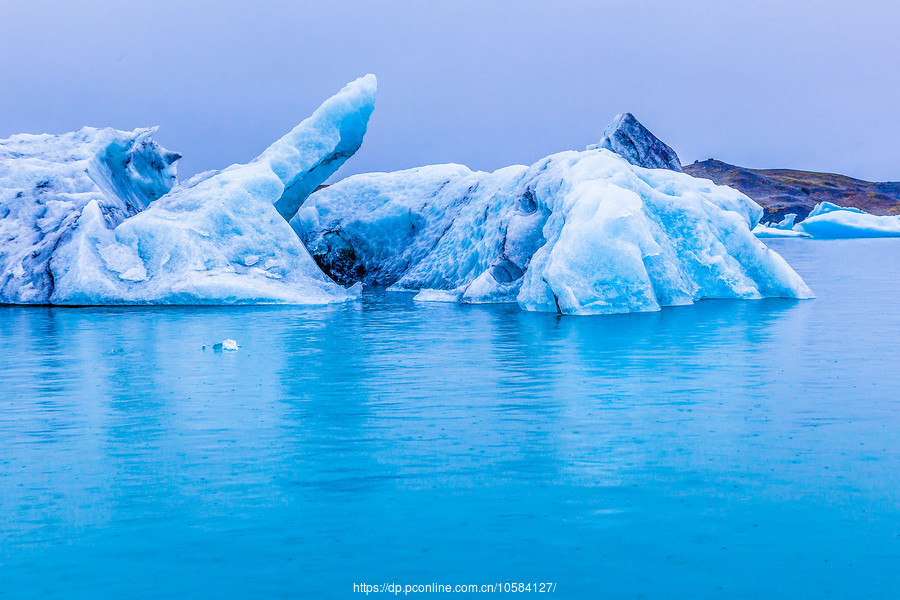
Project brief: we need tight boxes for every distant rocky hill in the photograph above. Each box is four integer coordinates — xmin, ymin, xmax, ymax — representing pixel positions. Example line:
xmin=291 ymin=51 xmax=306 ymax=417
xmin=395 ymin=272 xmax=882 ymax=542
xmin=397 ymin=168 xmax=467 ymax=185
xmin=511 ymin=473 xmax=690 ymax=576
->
xmin=684 ymin=159 xmax=900 ymax=222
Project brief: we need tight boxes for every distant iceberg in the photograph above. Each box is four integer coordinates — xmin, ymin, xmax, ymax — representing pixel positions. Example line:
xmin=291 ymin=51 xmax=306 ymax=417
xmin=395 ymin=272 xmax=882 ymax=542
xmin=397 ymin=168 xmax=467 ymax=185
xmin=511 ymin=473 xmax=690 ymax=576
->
xmin=773 ymin=214 xmax=798 ymax=230
xmin=752 ymin=224 xmax=811 ymax=238
xmin=752 ymin=212 xmax=811 ymax=237
xmin=794 ymin=202 xmax=900 ymax=238
xmin=295 ymin=137 xmax=813 ymax=315
xmin=751 ymin=204 xmax=900 ymax=239
xmin=1 ymin=75 xmax=376 ymax=305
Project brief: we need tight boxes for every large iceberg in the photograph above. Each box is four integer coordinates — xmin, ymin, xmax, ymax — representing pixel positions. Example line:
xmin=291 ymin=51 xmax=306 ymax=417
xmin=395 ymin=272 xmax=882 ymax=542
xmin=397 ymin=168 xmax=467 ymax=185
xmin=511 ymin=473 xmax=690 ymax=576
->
xmin=0 ymin=127 xmax=180 ymax=303
xmin=2 ymin=84 xmax=816 ymax=313
xmin=1 ymin=75 xmax=376 ymax=305
xmin=294 ymin=146 xmax=813 ymax=315
xmin=794 ymin=202 xmax=900 ymax=238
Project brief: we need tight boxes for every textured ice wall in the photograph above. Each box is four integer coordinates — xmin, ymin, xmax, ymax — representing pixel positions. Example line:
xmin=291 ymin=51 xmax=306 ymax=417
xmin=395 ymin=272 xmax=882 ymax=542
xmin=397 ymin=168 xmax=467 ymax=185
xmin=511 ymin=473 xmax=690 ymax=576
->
xmin=296 ymin=148 xmax=813 ymax=315
xmin=0 ymin=127 xmax=179 ymax=303
xmin=1 ymin=75 xmax=376 ymax=305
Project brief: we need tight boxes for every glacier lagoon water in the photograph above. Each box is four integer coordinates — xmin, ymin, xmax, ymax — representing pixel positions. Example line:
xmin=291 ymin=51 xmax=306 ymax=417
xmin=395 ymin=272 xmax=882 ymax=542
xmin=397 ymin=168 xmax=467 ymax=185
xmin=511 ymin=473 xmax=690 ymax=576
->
xmin=1 ymin=239 xmax=899 ymax=599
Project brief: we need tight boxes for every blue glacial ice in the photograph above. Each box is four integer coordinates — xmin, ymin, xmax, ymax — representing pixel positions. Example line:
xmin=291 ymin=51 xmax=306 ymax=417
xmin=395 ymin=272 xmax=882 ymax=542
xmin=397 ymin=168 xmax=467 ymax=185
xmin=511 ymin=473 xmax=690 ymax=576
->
xmin=3 ymin=88 xmax=813 ymax=313
xmin=1 ymin=75 xmax=376 ymax=305
xmin=0 ymin=127 xmax=180 ymax=303
xmin=793 ymin=202 xmax=900 ymax=238
xmin=295 ymin=146 xmax=813 ymax=315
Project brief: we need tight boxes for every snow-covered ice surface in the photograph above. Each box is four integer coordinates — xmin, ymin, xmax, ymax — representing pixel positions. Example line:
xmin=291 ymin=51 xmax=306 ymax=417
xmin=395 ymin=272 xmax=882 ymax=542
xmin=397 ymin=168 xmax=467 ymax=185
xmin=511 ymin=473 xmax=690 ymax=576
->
xmin=1 ymin=75 xmax=376 ymax=305
xmin=587 ymin=113 xmax=684 ymax=172
xmin=0 ymin=128 xmax=180 ymax=303
xmin=794 ymin=202 xmax=900 ymax=238
xmin=295 ymin=148 xmax=813 ymax=315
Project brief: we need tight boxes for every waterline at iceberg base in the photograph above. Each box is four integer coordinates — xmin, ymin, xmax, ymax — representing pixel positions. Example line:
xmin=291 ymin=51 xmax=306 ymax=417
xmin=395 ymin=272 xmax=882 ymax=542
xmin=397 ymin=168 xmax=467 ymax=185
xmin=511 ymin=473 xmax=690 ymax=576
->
xmin=1 ymin=239 xmax=898 ymax=599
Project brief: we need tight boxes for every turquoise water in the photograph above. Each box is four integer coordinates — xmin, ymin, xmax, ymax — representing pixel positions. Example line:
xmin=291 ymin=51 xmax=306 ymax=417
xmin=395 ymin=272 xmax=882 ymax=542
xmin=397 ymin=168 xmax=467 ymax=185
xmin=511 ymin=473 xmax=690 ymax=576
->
xmin=1 ymin=239 xmax=899 ymax=599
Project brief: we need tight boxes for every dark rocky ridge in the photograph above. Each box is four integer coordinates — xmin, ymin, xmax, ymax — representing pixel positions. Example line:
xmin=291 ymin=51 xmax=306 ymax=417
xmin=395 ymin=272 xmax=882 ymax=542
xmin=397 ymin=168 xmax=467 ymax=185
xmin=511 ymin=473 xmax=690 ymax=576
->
xmin=684 ymin=159 xmax=900 ymax=222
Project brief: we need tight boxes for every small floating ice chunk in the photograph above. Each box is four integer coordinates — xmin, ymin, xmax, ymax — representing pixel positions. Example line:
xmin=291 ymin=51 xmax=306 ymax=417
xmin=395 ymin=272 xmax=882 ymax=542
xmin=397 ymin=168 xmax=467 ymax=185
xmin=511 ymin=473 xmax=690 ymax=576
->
xmin=213 ymin=339 xmax=239 ymax=351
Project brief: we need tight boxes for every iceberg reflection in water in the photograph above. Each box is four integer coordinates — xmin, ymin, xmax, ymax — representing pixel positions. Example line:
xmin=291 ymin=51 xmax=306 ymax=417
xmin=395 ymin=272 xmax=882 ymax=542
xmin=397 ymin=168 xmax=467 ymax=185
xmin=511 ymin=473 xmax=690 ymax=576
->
xmin=1 ymin=239 xmax=899 ymax=599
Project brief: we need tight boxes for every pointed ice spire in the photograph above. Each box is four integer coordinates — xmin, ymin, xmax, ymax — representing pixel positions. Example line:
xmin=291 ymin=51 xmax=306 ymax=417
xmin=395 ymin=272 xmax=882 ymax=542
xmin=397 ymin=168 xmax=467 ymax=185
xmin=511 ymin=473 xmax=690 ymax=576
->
xmin=589 ymin=113 xmax=683 ymax=172
xmin=261 ymin=74 xmax=378 ymax=221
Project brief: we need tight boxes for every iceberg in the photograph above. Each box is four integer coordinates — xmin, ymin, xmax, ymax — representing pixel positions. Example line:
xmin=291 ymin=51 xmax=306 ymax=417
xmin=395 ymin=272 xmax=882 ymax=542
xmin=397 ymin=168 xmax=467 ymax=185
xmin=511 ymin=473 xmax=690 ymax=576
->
xmin=752 ymin=213 xmax=810 ymax=237
xmin=773 ymin=213 xmax=798 ymax=230
xmin=1 ymin=75 xmax=376 ymax=305
xmin=295 ymin=146 xmax=813 ymax=315
xmin=0 ymin=127 xmax=179 ymax=303
xmin=587 ymin=113 xmax=684 ymax=172
xmin=752 ymin=224 xmax=811 ymax=238
xmin=794 ymin=202 xmax=900 ymax=238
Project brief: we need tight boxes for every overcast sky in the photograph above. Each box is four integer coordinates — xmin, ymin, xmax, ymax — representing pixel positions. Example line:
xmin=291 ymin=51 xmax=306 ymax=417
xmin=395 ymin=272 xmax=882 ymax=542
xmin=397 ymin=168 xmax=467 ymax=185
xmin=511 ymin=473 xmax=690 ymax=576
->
xmin=2 ymin=1 xmax=898 ymax=181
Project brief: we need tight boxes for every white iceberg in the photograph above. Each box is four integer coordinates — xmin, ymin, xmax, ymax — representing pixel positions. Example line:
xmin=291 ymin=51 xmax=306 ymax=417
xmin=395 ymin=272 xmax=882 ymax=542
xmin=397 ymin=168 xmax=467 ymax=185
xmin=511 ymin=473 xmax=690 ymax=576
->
xmin=2 ymin=75 xmax=377 ymax=305
xmin=773 ymin=213 xmax=798 ymax=229
xmin=752 ymin=223 xmax=811 ymax=238
xmin=0 ymin=127 xmax=179 ymax=303
xmin=295 ymin=147 xmax=813 ymax=315
xmin=794 ymin=202 xmax=900 ymax=238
